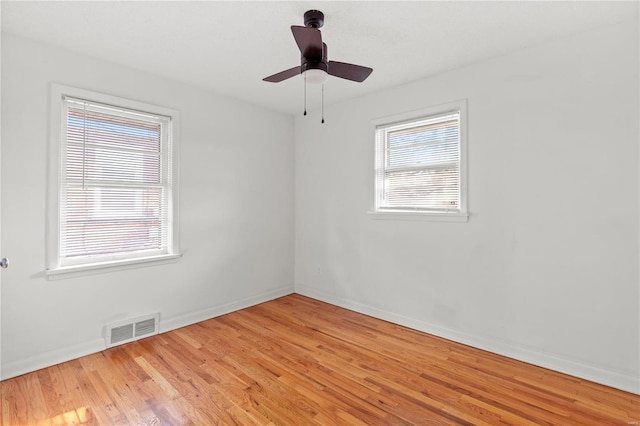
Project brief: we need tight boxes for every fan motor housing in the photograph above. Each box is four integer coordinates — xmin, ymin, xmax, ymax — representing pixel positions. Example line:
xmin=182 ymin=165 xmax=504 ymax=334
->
xmin=301 ymin=41 xmax=328 ymax=72
xmin=304 ymin=10 xmax=324 ymax=28
xmin=302 ymin=59 xmax=328 ymax=73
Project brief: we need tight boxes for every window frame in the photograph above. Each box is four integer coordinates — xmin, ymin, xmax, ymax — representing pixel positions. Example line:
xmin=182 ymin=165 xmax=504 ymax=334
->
xmin=47 ymin=84 xmax=181 ymax=279
xmin=370 ymin=100 xmax=468 ymax=222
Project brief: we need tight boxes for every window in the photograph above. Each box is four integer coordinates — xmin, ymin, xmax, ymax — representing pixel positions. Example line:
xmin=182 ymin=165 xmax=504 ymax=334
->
xmin=47 ymin=85 xmax=180 ymax=277
xmin=372 ymin=100 xmax=467 ymax=221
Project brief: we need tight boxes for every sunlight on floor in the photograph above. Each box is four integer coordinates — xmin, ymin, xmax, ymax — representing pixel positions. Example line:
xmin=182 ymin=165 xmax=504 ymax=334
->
xmin=46 ymin=406 xmax=92 ymax=425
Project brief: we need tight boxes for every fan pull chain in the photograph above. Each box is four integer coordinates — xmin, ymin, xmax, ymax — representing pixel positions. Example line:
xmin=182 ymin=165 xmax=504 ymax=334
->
xmin=303 ymin=72 xmax=307 ymax=116
xmin=321 ymin=83 xmax=325 ymax=124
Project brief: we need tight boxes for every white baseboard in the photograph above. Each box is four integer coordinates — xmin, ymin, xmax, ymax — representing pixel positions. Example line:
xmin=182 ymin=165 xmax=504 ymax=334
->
xmin=1 ymin=338 xmax=105 ymax=381
xmin=295 ymin=285 xmax=640 ymax=395
xmin=5 ymin=284 xmax=636 ymax=395
xmin=159 ymin=285 xmax=294 ymax=334
xmin=1 ymin=285 xmax=294 ymax=381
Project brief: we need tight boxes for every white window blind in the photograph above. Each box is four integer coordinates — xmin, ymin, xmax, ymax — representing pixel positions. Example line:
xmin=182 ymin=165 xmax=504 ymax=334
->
xmin=58 ymin=96 xmax=173 ymax=266
xmin=375 ymin=107 xmax=465 ymax=215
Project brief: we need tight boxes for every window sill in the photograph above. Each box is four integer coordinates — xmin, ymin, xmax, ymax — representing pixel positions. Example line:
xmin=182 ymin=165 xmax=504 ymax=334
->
xmin=46 ymin=254 xmax=183 ymax=280
xmin=367 ymin=211 xmax=469 ymax=222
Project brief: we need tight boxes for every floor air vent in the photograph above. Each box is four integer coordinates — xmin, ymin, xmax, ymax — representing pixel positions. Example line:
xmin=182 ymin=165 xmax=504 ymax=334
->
xmin=105 ymin=313 xmax=160 ymax=348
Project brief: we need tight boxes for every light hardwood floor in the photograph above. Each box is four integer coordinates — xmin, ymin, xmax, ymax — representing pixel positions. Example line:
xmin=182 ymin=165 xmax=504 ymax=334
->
xmin=2 ymin=294 xmax=639 ymax=425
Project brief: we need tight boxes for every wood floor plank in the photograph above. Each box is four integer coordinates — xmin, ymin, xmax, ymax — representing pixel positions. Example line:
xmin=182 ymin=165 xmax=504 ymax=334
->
xmin=18 ymin=373 xmax=50 ymax=423
xmin=2 ymin=294 xmax=639 ymax=425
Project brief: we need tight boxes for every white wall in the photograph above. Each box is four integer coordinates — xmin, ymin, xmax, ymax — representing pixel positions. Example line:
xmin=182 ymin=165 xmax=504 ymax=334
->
xmin=1 ymin=34 xmax=295 ymax=378
xmin=295 ymin=20 xmax=640 ymax=393
xmin=2 ymin=18 xmax=639 ymax=395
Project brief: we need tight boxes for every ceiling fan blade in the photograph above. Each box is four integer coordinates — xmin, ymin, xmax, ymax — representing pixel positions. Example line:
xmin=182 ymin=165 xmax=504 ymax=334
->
xmin=291 ymin=25 xmax=323 ymax=58
xmin=263 ymin=66 xmax=301 ymax=83
xmin=328 ymin=61 xmax=373 ymax=82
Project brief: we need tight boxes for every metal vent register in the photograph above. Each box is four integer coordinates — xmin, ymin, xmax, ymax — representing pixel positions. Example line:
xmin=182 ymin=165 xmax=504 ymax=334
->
xmin=105 ymin=313 xmax=159 ymax=348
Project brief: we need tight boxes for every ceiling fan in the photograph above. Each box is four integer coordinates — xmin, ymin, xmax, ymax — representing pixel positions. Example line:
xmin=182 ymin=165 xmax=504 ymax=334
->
xmin=263 ymin=10 xmax=373 ymax=85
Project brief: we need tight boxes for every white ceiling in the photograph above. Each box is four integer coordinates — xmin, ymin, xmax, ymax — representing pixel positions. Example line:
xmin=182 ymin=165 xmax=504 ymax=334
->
xmin=2 ymin=1 xmax=637 ymax=116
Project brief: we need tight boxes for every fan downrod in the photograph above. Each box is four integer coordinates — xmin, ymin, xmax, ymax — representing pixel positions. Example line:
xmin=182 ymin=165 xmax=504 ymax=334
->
xmin=304 ymin=10 xmax=324 ymax=28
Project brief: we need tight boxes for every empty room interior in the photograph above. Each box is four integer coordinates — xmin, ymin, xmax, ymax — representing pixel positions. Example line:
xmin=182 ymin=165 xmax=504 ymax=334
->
xmin=1 ymin=1 xmax=639 ymax=425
